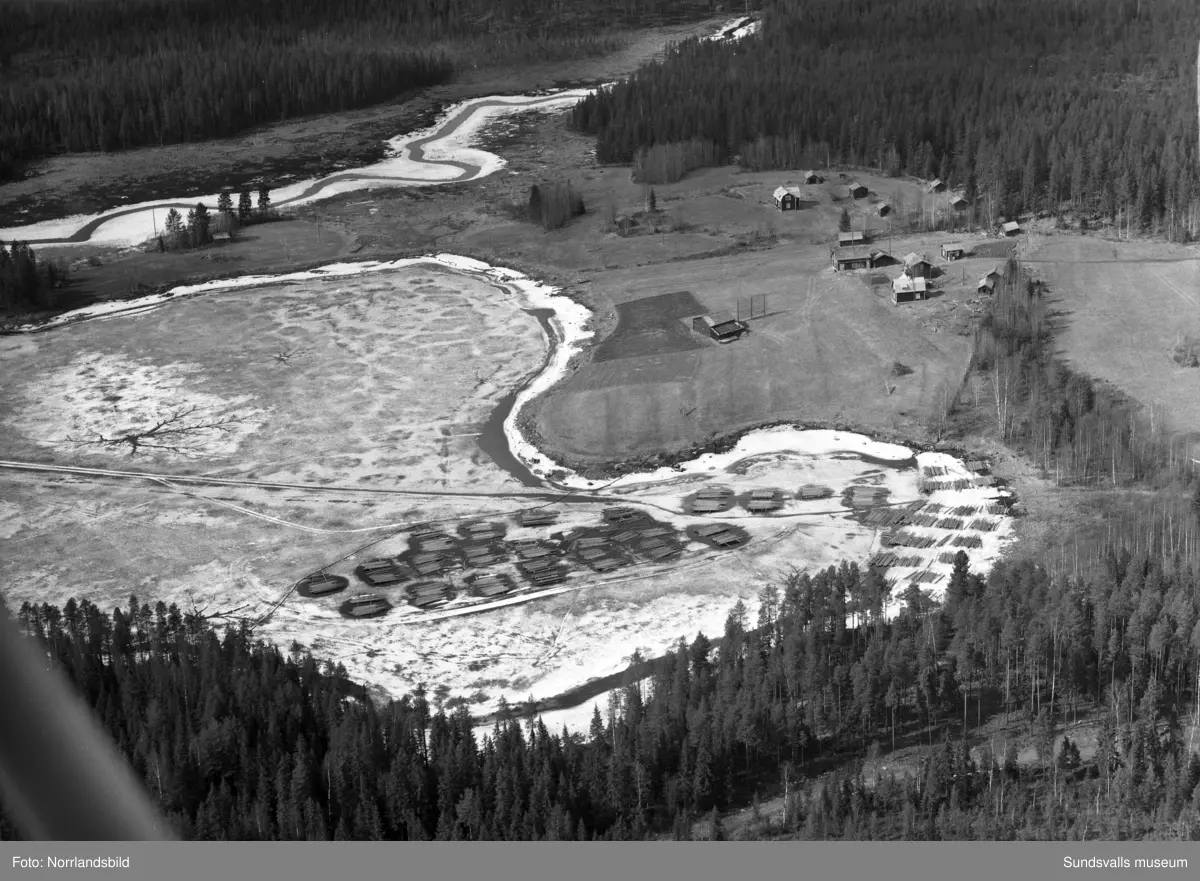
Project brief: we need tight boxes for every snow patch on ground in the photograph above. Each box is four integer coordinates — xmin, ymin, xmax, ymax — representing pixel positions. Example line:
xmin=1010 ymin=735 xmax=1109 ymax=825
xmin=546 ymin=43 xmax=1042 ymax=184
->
xmin=8 ymin=352 xmax=266 ymax=460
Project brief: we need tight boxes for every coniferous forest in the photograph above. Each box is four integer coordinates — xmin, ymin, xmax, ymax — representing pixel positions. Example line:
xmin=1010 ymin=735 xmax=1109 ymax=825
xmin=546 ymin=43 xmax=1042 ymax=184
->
xmin=0 ymin=0 xmax=716 ymax=183
xmin=3 ymin=541 xmax=1200 ymax=841
xmin=572 ymin=0 xmax=1200 ymax=239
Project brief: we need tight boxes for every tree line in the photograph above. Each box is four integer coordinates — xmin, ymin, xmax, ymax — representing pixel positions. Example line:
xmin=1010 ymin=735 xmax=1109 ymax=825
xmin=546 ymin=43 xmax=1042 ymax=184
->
xmin=0 ymin=0 xmax=724 ymax=182
xmin=3 ymin=534 xmax=1199 ymax=841
xmin=0 ymin=241 xmax=66 ymax=312
xmin=571 ymin=0 xmax=1200 ymax=239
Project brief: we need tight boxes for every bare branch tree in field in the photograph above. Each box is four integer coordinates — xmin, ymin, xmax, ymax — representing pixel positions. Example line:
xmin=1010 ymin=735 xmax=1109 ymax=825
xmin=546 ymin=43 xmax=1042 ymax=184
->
xmin=64 ymin=405 xmax=246 ymax=456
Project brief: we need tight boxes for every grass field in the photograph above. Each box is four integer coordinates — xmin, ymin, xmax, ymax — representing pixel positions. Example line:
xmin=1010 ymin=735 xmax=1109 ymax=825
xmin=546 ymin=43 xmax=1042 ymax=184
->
xmin=527 ymin=243 xmax=978 ymax=466
xmin=1027 ymin=236 xmax=1200 ymax=434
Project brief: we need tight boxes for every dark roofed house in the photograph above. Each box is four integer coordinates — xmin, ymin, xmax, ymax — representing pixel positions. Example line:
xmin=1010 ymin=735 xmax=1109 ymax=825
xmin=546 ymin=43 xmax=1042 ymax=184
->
xmin=1002 ymin=220 xmax=1023 ymax=236
xmin=949 ymin=192 xmax=969 ymax=210
xmin=924 ymin=178 xmax=947 ymax=193
xmin=837 ymin=230 xmax=866 ymax=246
xmin=772 ymin=185 xmax=804 ymax=211
xmin=833 ymin=245 xmax=873 ymax=271
xmin=693 ymin=311 xmax=748 ymax=342
xmin=978 ymin=275 xmax=996 ymax=294
xmin=801 ymin=170 xmax=822 ymax=184
xmin=877 ymin=202 xmax=891 ymax=217
xmin=940 ymin=242 xmax=966 ymax=261
xmin=847 ymin=181 xmax=869 ymax=199
xmin=869 ymin=248 xmax=899 ymax=266
xmin=902 ymin=252 xmax=933 ymax=278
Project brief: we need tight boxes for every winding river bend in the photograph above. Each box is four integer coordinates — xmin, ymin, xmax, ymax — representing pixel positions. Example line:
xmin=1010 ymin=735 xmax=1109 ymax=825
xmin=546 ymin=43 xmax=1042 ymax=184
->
xmin=0 ymin=91 xmax=592 ymax=247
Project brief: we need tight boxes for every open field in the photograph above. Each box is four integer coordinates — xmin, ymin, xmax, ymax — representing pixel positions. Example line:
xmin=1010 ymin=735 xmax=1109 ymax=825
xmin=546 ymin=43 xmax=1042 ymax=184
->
xmin=1026 ymin=235 xmax=1200 ymax=435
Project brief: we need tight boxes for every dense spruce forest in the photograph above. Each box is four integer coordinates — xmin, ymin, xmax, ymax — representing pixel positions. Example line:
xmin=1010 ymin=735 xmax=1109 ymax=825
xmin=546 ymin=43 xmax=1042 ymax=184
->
xmin=3 ymin=537 xmax=1200 ymax=841
xmin=572 ymin=0 xmax=1200 ymax=238
xmin=0 ymin=241 xmax=65 ymax=312
xmin=0 ymin=0 xmax=719 ymax=182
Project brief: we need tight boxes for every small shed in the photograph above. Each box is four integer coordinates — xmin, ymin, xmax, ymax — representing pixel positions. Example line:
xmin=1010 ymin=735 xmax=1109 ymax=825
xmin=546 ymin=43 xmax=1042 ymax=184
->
xmin=1002 ymin=220 xmax=1023 ymax=236
xmin=892 ymin=274 xmax=929 ymax=304
xmin=693 ymin=311 xmax=748 ymax=342
xmin=877 ymin=202 xmax=891 ymax=217
xmin=924 ymin=178 xmax=946 ymax=193
xmin=773 ymin=185 xmax=804 ymax=211
xmin=977 ymin=276 xmax=996 ymax=294
xmin=801 ymin=170 xmax=822 ymax=184
xmin=838 ymin=230 xmax=866 ymax=246
xmin=940 ymin=242 xmax=966 ymax=261
xmin=902 ymin=252 xmax=933 ymax=278
xmin=949 ymin=193 xmax=969 ymax=210
xmin=847 ymin=181 xmax=869 ymax=199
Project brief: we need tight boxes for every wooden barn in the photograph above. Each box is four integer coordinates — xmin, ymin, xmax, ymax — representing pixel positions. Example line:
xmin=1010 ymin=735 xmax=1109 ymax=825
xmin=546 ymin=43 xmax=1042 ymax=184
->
xmin=838 ymin=230 xmax=866 ymax=246
xmin=1002 ymin=220 xmax=1023 ymax=236
xmin=800 ymin=170 xmax=822 ymax=184
xmin=693 ymin=311 xmax=748 ymax=342
xmin=772 ymin=185 xmax=804 ymax=211
xmin=978 ymin=275 xmax=996 ymax=294
xmin=833 ymin=246 xmax=872 ymax=271
xmin=941 ymin=242 xmax=966 ymax=261
xmin=924 ymin=178 xmax=947 ymax=193
xmin=869 ymin=248 xmax=899 ymax=267
xmin=949 ymin=193 xmax=969 ymax=210
xmin=834 ymin=246 xmax=895 ymax=271
xmin=877 ymin=202 xmax=891 ymax=217
xmin=847 ymin=181 xmax=869 ymax=199
xmin=902 ymin=252 xmax=933 ymax=278
xmin=892 ymin=274 xmax=929 ymax=304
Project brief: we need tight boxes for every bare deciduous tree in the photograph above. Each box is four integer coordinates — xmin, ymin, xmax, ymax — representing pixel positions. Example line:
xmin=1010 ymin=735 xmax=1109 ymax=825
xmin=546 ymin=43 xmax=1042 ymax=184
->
xmin=65 ymin=405 xmax=246 ymax=456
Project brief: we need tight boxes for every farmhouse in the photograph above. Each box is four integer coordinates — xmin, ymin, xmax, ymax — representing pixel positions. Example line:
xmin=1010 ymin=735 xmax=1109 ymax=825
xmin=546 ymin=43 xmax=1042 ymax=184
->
xmin=941 ymin=242 xmax=966 ymax=261
xmin=1002 ymin=220 xmax=1023 ymax=236
xmin=833 ymin=245 xmax=873 ymax=271
xmin=693 ymin=311 xmax=748 ymax=342
xmin=924 ymin=178 xmax=946 ymax=193
xmin=833 ymin=246 xmax=895 ymax=271
xmin=902 ymin=252 xmax=933 ymax=278
xmin=892 ymin=274 xmax=929 ymax=304
xmin=838 ymin=230 xmax=867 ymax=246
xmin=772 ymin=185 xmax=805 ymax=211
xmin=847 ymin=181 xmax=869 ymax=199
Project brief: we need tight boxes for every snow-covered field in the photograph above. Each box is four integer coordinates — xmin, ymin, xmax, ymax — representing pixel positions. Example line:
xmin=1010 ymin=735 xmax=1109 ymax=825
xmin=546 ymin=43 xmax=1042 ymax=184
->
xmin=0 ymin=251 xmax=1016 ymax=727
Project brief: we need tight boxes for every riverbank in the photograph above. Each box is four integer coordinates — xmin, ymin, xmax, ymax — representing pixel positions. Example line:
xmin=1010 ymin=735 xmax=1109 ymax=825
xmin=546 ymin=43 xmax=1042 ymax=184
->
xmin=0 ymin=17 xmax=730 ymax=230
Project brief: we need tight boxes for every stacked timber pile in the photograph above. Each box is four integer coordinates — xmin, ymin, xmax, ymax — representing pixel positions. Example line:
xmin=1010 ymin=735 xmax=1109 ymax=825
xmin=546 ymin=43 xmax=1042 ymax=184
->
xmin=843 ymin=485 xmax=891 ymax=507
xmin=797 ymin=484 xmax=835 ymax=500
xmin=950 ymin=534 xmax=984 ymax=548
xmin=298 ymin=573 xmax=349 ymax=597
xmin=973 ymin=475 xmax=998 ymax=487
xmin=863 ymin=506 xmax=910 ymax=527
xmin=467 ymin=572 xmax=515 ymax=599
xmin=355 ymin=558 xmax=407 ymax=586
xmin=909 ymin=569 xmax=944 ymax=584
xmin=970 ymin=518 xmax=1000 ymax=532
xmin=744 ymin=488 xmax=786 ymax=513
xmin=462 ymin=543 xmax=507 ymax=567
xmin=518 ymin=509 xmax=559 ymax=527
xmin=405 ymin=581 xmax=455 ymax=609
xmin=884 ymin=530 xmax=939 ymax=549
xmin=869 ymin=551 xmax=923 ymax=568
xmin=685 ymin=486 xmax=736 ymax=514
xmin=459 ymin=521 xmax=507 ymax=542
xmin=935 ymin=517 xmax=964 ymax=530
xmin=342 ymin=594 xmax=391 ymax=618
xmin=964 ymin=459 xmax=989 ymax=472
